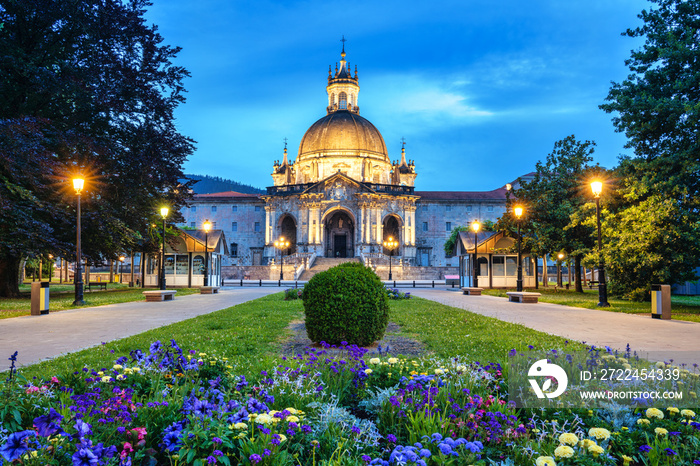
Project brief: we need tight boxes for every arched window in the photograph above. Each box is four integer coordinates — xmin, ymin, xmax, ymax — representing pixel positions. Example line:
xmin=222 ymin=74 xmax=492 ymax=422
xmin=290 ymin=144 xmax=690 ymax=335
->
xmin=339 ymin=92 xmax=347 ymax=110
xmin=331 ymin=93 xmax=336 ymax=107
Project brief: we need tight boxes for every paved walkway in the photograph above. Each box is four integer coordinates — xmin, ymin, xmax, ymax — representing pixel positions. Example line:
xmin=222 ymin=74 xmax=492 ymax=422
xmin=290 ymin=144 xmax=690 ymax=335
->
xmin=0 ymin=288 xmax=278 ymax=368
xmin=410 ymin=289 xmax=700 ymax=365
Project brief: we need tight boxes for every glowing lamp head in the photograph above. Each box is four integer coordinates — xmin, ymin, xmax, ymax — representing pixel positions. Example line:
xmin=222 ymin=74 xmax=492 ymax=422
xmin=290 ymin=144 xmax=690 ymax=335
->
xmin=558 ymin=252 xmax=565 ymax=260
xmin=203 ymin=219 xmax=212 ymax=232
xmin=591 ymin=180 xmax=603 ymax=198
xmin=160 ymin=207 xmax=169 ymax=218
xmin=514 ymin=206 xmax=524 ymax=219
xmin=73 ymin=177 xmax=85 ymax=194
xmin=471 ymin=220 xmax=480 ymax=233
xmin=119 ymin=255 xmax=125 ymax=262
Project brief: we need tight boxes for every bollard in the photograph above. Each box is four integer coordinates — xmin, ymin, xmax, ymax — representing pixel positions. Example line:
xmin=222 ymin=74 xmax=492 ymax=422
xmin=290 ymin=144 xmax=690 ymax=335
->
xmin=30 ymin=282 xmax=49 ymax=315
xmin=278 ymin=280 xmax=281 ymax=287
xmin=240 ymin=279 xmax=243 ymax=287
xmin=432 ymin=280 xmax=435 ymax=288
xmin=413 ymin=280 xmax=415 ymax=288
xmin=393 ymin=280 xmax=396 ymax=288
xmin=651 ymin=284 xmax=671 ymax=320
xmin=259 ymin=279 xmax=262 ymax=287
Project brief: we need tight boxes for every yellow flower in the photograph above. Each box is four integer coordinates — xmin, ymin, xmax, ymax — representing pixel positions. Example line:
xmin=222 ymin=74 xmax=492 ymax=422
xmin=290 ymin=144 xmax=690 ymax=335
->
xmin=365 ymin=369 xmax=372 ymax=375
xmin=388 ymin=357 xmax=398 ymax=364
xmin=691 ymin=391 xmax=698 ymax=398
xmin=655 ymin=361 xmax=666 ymax=369
xmin=654 ymin=427 xmax=668 ymax=436
xmin=116 ymin=374 xmax=126 ymax=381
xmin=580 ymin=439 xmax=596 ymax=449
xmin=255 ymin=414 xmax=273 ymax=424
xmin=434 ymin=368 xmax=444 ymax=376
xmin=112 ymin=364 xmax=123 ymax=370
xmin=554 ymin=445 xmax=574 ymax=459
xmin=97 ymin=371 xmax=104 ymax=376
xmin=588 ymin=444 xmax=605 ymax=457
xmin=681 ymin=409 xmax=696 ymax=418
xmin=637 ymin=419 xmax=650 ymax=426
xmin=286 ymin=407 xmax=298 ymax=414
xmin=231 ymin=422 xmax=247 ymax=429
xmin=622 ymin=455 xmax=633 ymax=466
xmin=101 ymin=376 xmax=112 ymax=383
xmin=123 ymin=368 xmax=133 ymax=375
xmin=588 ymin=427 xmax=611 ymax=441
xmin=558 ymin=433 xmax=579 ymax=446
xmin=646 ymin=408 xmax=664 ymax=419
xmin=132 ymin=367 xmax=140 ymax=372
xmin=279 ymin=434 xmax=287 ymax=443
xmin=286 ymin=415 xmax=299 ymax=423
xmin=667 ymin=407 xmax=679 ymax=415
xmin=535 ymin=456 xmax=556 ymax=466
xmin=388 ymin=373 xmax=392 ymax=377
xmin=198 ymin=352 xmax=207 ymax=357
xmin=622 ymin=363 xmax=632 ymax=370
xmin=369 ymin=358 xmax=380 ymax=365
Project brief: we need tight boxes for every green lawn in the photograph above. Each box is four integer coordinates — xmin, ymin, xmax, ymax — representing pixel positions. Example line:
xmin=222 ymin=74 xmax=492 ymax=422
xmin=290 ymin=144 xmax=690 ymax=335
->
xmin=0 ymin=283 xmax=200 ymax=319
xmin=17 ymin=294 xmax=582 ymax=380
xmin=481 ymin=286 xmax=700 ymax=322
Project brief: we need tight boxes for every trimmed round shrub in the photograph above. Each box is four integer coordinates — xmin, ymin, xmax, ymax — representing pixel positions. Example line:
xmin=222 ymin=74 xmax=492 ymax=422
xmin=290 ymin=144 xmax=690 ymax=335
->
xmin=303 ymin=262 xmax=389 ymax=346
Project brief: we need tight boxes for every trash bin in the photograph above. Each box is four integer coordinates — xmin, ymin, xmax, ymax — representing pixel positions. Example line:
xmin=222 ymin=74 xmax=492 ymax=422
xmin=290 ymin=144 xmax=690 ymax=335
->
xmin=651 ymin=284 xmax=671 ymax=320
xmin=31 ymin=282 xmax=49 ymax=316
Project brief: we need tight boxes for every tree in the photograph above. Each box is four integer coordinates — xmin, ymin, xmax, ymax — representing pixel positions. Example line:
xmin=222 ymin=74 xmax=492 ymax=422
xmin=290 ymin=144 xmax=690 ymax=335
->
xmin=600 ymin=0 xmax=700 ymax=296
xmin=509 ymin=136 xmax=598 ymax=292
xmin=0 ymin=0 xmax=194 ymax=297
xmin=443 ymin=221 xmax=495 ymax=256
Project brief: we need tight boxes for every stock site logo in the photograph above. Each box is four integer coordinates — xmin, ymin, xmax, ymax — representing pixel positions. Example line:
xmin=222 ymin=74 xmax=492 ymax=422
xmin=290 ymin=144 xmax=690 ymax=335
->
xmin=528 ymin=359 xmax=568 ymax=399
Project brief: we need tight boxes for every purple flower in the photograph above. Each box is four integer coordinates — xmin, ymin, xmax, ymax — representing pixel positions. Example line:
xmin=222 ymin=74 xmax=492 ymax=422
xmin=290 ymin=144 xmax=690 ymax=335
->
xmin=72 ymin=447 xmax=99 ymax=466
xmin=639 ymin=445 xmax=652 ymax=453
xmin=664 ymin=448 xmax=677 ymax=456
xmin=351 ymin=426 xmax=361 ymax=435
xmin=213 ymin=450 xmax=223 ymax=456
xmin=386 ymin=434 xmax=397 ymax=443
xmin=211 ymin=437 xmax=222 ymax=445
xmin=263 ymin=449 xmax=271 ymax=457
xmin=0 ymin=431 xmax=35 ymax=462
xmin=206 ymin=456 xmax=217 ymax=464
xmin=33 ymin=408 xmax=64 ymax=437
xmin=301 ymin=424 xmax=312 ymax=434
xmin=249 ymin=454 xmax=262 ymax=464
xmin=361 ymin=454 xmax=372 ymax=463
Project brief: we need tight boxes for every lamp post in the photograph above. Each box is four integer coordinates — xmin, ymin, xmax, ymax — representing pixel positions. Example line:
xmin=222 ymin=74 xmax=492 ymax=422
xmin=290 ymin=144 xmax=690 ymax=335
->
xmin=159 ymin=207 xmax=169 ymax=290
xmin=118 ymin=255 xmax=125 ymax=284
xmin=48 ymin=254 xmax=54 ymax=283
xmin=514 ymin=206 xmax=524 ymax=292
xmin=203 ymin=219 xmax=212 ymax=286
xmin=274 ymin=237 xmax=290 ymax=280
xmin=382 ymin=236 xmax=399 ymax=280
xmin=557 ymin=252 xmax=565 ymax=288
xmin=471 ymin=220 xmax=480 ymax=287
xmin=73 ymin=177 xmax=85 ymax=305
xmin=591 ymin=181 xmax=610 ymax=307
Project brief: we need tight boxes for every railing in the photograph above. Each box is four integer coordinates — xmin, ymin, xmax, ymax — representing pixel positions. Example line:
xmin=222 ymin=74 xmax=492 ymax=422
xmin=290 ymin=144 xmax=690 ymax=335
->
xmin=220 ymin=278 xmax=448 ymax=289
xmin=266 ymin=182 xmax=415 ymax=196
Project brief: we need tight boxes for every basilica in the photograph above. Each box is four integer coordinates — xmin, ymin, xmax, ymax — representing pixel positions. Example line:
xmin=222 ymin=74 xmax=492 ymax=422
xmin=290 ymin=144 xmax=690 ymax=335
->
xmin=182 ymin=46 xmax=523 ymax=276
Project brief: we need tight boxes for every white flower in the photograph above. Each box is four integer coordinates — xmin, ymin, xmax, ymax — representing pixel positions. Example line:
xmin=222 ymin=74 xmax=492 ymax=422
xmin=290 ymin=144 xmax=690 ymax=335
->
xmin=365 ymin=369 xmax=372 ymax=375
xmin=388 ymin=358 xmax=398 ymax=364
xmin=369 ymin=358 xmax=380 ymax=365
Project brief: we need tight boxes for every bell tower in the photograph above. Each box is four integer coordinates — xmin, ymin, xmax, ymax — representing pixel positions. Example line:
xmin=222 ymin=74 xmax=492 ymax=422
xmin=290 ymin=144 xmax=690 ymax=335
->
xmin=326 ymin=37 xmax=360 ymax=114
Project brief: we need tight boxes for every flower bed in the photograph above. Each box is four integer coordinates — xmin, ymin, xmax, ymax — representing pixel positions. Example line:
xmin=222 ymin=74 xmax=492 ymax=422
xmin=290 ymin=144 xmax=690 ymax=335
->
xmin=1 ymin=341 xmax=699 ymax=465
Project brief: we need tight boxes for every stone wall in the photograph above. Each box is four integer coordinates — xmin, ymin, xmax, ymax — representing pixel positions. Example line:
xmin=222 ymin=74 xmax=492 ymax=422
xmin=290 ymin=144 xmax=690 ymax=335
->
xmin=371 ymin=265 xmax=459 ymax=281
xmin=222 ymin=265 xmax=296 ymax=281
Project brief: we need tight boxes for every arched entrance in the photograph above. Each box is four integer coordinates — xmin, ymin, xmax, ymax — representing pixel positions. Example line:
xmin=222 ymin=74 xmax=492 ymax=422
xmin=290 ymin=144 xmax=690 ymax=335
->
xmin=279 ymin=215 xmax=297 ymax=255
xmin=324 ymin=210 xmax=354 ymax=258
xmin=382 ymin=215 xmax=401 ymax=255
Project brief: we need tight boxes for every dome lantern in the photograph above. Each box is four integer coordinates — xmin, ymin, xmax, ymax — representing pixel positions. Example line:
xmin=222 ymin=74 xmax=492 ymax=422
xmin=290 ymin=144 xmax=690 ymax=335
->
xmin=327 ymin=37 xmax=360 ymax=115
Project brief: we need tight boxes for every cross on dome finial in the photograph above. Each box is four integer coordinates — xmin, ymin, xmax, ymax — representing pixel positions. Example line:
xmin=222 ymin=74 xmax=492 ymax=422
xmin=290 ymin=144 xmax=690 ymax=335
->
xmin=283 ymin=137 xmax=288 ymax=150
xmin=401 ymin=137 xmax=406 ymax=148
xmin=341 ymin=35 xmax=346 ymax=57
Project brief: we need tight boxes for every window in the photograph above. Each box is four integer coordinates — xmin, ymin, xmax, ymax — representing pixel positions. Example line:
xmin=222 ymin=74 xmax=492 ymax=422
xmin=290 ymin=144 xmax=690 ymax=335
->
xmin=422 ymin=222 xmax=428 ymax=232
xmin=506 ymin=257 xmax=517 ymax=276
xmin=212 ymin=222 xmax=217 ymax=229
xmin=408 ymin=217 xmax=411 ymax=226
xmin=230 ymin=242 xmax=238 ymax=257
xmin=232 ymin=222 xmax=237 ymax=232
xmin=446 ymin=205 xmax=452 ymax=212
xmin=255 ymin=206 xmax=261 ymax=212
xmin=192 ymin=255 xmax=204 ymax=275
xmin=466 ymin=205 xmax=472 ymax=211
xmin=493 ymin=256 xmax=505 ymax=276
xmin=232 ymin=205 xmax=237 ymax=212
xmin=445 ymin=222 xmax=452 ymax=231
xmin=190 ymin=222 xmax=195 ymax=228
xmin=254 ymin=222 xmax=261 ymax=232
xmin=211 ymin=205 xmax=217 ymax=212
xmin=191 ymin=206 xmax=197 ymax=212
xmin=487 ymin=205 xmax=493 ymax=212
xmin=339 ymin=92 xmax=347 ymax=110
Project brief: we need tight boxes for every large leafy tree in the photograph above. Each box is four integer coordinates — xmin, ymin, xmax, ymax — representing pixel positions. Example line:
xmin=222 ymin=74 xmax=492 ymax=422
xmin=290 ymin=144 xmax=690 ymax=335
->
xmin=508 ymin=136 xmax=598 ymax=292
xmin=0 ymin=0 xmax=194 ymax=297
xmin=600 ymin=0 xmax=700 ymax=296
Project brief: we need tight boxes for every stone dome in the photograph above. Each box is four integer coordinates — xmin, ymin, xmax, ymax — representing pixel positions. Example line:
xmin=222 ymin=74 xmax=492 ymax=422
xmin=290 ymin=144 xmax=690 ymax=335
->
xmin=297 ymin=111 xmax=389 ymax=163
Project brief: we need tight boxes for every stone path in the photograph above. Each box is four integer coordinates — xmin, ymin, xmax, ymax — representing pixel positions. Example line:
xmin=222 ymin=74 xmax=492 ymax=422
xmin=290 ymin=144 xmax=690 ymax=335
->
xmin=410 ymin=288 xmax=700 ymax=365
xmin=0 ymin=288 xmax=278 ymax=368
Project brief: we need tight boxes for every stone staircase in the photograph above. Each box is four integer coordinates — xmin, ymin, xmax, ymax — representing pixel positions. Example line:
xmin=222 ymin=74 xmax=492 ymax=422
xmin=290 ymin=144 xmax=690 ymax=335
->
xmin=298 ymin=257 xmax=361 ymax=281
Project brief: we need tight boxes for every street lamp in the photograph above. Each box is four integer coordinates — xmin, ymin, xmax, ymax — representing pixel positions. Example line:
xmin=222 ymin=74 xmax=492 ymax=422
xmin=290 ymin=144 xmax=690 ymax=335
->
xmin=557 ymin=252 xmax=565 ymax=288
xmin=118 ymin=255 xmax=125 ymax=284
xmin=72 ymin=177 xmax=85 ymax=305
xmin=382 ymin=236 xmax=399 ymax=280
xmin=471 ymin=220 xmax=480 ymax=287
xmin=159 ymin=207 xmax=169 ymax=290
xmin=203 ymin=219 xmax=212 ymax=286
xmin=591 ymin=180 xmax=610 ymax=307
xmin=274 ymin=236 xmax=290 ymax=280
xmin=514 ymin=206 xmax=524 ymax=292
xmin=48 ymin=254 xmax=54 ymax=283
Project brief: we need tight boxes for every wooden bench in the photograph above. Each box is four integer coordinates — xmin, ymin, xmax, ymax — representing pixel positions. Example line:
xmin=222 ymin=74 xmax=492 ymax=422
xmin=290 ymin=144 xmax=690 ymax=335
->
xmin=142 ymin=290 xmax=177 ymax=302
xmin=507 ymin=291 xmax=541 ymax=303
xmin=86 ymin=282 xmax=107 ymax=291
xmin=587 ymin=281 xmax=599 ymax=289
xmin=462 ymin=287 xmax=484 ymax=296
xmin=200 ymin=286 xmax=220 ymax=294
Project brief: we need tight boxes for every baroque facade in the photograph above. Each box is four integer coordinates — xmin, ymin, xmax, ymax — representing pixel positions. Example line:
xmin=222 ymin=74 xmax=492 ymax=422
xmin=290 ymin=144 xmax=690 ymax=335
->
xmin=181 ymin=46 xmax=525 ymax=270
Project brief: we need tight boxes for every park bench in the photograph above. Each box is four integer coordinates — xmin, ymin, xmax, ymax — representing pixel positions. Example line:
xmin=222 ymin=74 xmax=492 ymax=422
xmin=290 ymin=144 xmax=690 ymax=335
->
xmin=462 ymin=287 xmax=484 ymax=296
xmin=142 ymin=290 xmax=176 ymax=302
xmin=587 ymin=281 xmax=599 ymax=289
xmin=86 ymin=282 xmax=107 ymax=291
xmin=506 ymin=291 xmax=541 ymax=303
xmin=200 ymin=286 xmax=220 ymax=294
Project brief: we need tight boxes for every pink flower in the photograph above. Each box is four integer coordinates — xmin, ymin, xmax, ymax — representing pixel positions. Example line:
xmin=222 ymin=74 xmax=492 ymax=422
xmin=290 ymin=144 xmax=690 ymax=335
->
xmin=131 ymin=427 xmax=147 ymax=440
xmin=121 ymin=442 xmax=134 ymax=458
xmin=50 ymin=376 xmax=60 ymax=384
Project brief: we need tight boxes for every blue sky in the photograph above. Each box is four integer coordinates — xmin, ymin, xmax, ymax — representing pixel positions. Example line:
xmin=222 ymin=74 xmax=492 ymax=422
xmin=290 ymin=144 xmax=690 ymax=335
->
xmin=146 ymin=0 xmax=647 ymax=192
